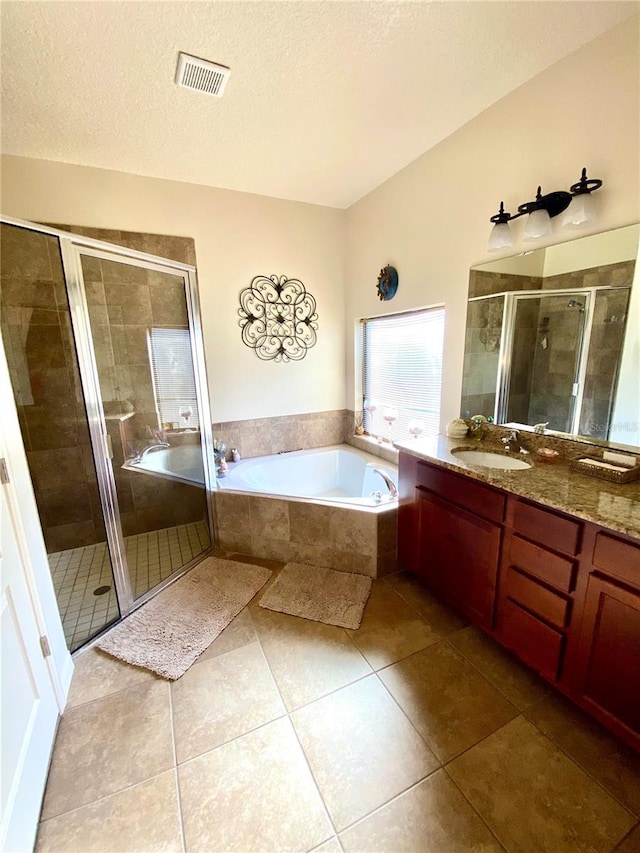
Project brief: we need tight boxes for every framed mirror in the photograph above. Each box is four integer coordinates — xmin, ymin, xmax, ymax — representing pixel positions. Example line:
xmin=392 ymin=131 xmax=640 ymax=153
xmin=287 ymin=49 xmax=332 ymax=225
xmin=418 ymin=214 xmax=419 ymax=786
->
xmin=461 ymin=224 xmax=640 ymax=451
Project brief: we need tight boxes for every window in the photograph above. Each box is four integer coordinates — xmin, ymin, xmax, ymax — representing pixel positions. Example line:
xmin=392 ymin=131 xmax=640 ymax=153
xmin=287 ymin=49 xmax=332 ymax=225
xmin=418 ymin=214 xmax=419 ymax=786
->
xmin=361 ymin=306 xmax=445 ymax=440
xmin=148 ymin=328 xmax=200 ymax=428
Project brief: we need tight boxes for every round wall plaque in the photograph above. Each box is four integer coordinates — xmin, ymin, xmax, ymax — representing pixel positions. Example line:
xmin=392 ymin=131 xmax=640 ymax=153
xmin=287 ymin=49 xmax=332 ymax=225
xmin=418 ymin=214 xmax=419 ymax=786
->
xmin=377 ymin=265 xmax=398 ymax=301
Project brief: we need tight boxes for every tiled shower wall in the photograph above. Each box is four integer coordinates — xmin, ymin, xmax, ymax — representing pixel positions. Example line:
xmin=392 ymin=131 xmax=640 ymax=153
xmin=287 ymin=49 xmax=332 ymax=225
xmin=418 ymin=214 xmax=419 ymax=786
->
xmin=463 ymin=260 xmax=635 ymax=429
xmin=467 ymin=260 xmax=634 ymax=298
xmin=1 ymin=225 xmax=105 ymax=552
xmin=460 ymin=296 xmax=505 ymax=420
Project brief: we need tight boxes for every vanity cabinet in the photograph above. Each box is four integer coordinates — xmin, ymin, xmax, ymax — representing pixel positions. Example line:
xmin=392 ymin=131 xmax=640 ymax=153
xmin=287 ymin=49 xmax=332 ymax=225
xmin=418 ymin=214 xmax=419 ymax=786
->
xmin=496 ymin=499 xmax=580 ymax=683
xmin=571 ymin=532 xmax=640 ymax=742
xmin=398 ymin=452 xmax=640 ymax=751
xmin=410 ymin=460 xmax=504 ymax=631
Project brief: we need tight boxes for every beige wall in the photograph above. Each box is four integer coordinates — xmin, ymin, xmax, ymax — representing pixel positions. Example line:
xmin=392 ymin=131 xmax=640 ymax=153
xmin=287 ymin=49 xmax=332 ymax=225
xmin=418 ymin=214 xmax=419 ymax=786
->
xmin=344 ymin=18 xmax=639 ymax=433
xmin=2 ymin=18 xmax=638 ymax=436
xmin=0 ymin=157 xmax=346 ymax=424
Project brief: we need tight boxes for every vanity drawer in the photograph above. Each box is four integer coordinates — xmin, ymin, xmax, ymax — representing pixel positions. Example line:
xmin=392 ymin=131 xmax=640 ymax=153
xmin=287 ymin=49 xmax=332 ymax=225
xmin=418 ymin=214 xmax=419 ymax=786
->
xmin=592 ymin=532 xmax=640 ymax=587
xmin=501 ymin=598 xmax=564 ymax=682
xmin=504 ymin=567 xmax=569 ymax=628
xmin=509 ymin=535 xmax=575 ymax=593
xmin=513 ymin=500 xmax=581 ymax=555
xmin=416 ymin=461 xmax=505 ymax=523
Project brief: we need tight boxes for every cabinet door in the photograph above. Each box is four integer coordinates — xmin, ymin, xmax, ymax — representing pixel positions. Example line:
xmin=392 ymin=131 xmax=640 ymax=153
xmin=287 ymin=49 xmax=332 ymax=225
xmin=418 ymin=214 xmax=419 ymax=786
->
xmin=417 ymin=489 xmax=501 ymax=630
xmin=576 ymin=574 xmax=640 ymax=742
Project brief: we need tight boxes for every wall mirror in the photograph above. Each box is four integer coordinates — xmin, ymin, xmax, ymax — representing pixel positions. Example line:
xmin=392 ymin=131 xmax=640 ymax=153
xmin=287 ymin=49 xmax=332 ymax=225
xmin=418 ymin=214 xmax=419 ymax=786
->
xmin=461 ymin=223 xmax=640 ymax=452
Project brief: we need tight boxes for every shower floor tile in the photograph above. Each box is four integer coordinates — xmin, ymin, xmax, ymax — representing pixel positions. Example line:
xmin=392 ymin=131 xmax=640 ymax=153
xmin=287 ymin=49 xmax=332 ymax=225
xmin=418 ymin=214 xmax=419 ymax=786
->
xmin=48 ymin=519 xmax=210 ymax=652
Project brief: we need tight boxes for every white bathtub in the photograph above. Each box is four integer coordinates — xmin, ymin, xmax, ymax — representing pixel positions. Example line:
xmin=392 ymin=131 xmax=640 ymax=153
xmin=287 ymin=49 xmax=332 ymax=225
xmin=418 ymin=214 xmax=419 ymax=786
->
xmin=124 ymin=445 xmax=206 ymax=487
xmin=218 ymin=445 xmax=398 ymax=507
xmin=124 ymin=443 xmax=397 ymax=508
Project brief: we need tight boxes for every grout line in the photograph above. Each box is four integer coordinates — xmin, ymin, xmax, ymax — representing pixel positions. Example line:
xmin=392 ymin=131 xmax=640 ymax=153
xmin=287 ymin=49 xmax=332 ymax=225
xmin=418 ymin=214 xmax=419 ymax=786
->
xmin=520 ymin=703 xmax=640 ymax=823
xmin=370 ymin=664 xmax=444 ymax=763
xmin=37 ymin=767 xmax=178 ymax=828
xmin=168 ymin=684 xmax=187 ymax=853
xmin=335 ymin=769 xmax=448 ymax=841
xmin=614 ymin=823 xmax=640 ymax=852
xmin=251 ymin=609 xmax=339 ymax=842
xmin=441 ymin=764 xmax=509 ymax=852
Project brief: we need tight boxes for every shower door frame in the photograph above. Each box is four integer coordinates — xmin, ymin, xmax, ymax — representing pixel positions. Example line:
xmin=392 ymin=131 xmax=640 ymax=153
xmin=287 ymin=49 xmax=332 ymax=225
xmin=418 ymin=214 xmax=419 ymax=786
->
xmin=495 ymin=285 xmax=630 ymax=434
xmin=1 ymin=215 xmax=217 ymax=623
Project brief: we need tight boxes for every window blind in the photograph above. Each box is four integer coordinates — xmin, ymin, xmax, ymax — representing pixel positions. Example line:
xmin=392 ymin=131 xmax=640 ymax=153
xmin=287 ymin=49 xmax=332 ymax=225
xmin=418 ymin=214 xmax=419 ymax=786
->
xmin=148 ymin=328 xmax=200 ymax=428
xmin=362 ymin=307 xmax=445 ymax=441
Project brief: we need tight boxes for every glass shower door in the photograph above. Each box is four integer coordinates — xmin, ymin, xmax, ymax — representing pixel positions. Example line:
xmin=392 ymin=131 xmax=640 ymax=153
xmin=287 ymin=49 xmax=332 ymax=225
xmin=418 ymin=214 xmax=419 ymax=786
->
xmin=507 ymin=292 xmax=589 ymax=433
xmin=0 ymin=223 xmax=121 ymax=650
xmin=74 ymin=250 xmax=212 ymax=603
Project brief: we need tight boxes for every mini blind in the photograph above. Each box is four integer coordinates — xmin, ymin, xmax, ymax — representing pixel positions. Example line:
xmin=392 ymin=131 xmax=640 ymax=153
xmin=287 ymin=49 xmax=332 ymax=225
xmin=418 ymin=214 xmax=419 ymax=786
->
xmin=148 ymin=328 xmax=200 ymax=428
xmin=362 ymin=307 xmax=445 ymax=441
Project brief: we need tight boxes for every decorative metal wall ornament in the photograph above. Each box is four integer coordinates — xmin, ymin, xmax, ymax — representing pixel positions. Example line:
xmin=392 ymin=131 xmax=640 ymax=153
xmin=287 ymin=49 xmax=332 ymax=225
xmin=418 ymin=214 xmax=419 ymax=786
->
xmin=376 ymin=265 xmax=398 ymax=301
xmin=238 ymin=274 xmax=319 ymax=362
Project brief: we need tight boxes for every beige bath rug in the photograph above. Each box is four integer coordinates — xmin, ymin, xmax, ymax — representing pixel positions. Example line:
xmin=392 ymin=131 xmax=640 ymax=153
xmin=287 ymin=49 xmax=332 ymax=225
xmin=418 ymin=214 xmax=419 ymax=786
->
xmin=259 ymin=562 xmax=372 ymax=630
xmin=98 ymin=557 xmax=271 ymax=680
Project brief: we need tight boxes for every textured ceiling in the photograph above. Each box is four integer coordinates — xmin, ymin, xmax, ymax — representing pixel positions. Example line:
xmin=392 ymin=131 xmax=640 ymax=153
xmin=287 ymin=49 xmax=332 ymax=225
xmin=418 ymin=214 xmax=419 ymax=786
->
xmin=0 ymin=1 xmax=636 ymax=208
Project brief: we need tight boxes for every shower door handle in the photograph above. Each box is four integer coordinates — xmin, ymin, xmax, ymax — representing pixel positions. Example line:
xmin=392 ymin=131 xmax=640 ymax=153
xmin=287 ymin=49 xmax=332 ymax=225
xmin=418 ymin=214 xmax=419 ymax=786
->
xmin=572 ymin=382 xmax=580 ymax=397
xmin=104 ymin=433 xmax=114 ymax=460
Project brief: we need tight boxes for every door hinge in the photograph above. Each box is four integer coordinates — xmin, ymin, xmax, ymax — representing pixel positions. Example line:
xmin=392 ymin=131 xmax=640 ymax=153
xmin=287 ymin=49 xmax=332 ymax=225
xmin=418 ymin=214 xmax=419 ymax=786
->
xmin=40 ymin=635 xmax=52 ymax=657
xmin=0 ymin=458 xmax=9 ymax=485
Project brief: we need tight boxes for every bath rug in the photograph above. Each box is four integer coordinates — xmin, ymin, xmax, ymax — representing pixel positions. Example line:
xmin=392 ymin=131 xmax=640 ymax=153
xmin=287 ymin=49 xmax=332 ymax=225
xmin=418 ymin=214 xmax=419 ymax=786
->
xmin=97 ymin=557 xmax=271 ymax=680
xmin=259 ymin=562 xmax=372 ymax=630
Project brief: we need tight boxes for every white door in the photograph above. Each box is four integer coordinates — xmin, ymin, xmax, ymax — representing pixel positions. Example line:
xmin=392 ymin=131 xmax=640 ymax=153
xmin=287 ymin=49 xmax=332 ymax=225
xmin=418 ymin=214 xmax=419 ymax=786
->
xmin=0 ymin=445 xmax=60 ymax=853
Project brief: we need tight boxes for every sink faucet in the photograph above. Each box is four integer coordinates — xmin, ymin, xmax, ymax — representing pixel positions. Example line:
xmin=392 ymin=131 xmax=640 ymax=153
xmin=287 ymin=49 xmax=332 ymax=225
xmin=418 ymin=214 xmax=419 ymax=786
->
xmin=500 ymin=430 xmax=521 ymax=454
xmin=373 ymin=468 xmax=398 ymax=498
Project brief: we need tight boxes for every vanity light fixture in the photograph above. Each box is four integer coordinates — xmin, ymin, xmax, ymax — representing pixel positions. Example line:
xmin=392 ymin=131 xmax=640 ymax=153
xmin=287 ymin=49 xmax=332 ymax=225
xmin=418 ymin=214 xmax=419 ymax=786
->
xmin=488 ymin=167 xmax=603 ymax=251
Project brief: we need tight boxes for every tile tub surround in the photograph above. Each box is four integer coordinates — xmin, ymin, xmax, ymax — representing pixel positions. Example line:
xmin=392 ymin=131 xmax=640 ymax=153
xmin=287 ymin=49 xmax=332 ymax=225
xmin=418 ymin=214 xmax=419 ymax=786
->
xmin=394 ymin=430 xmax=640 ymax=540
xmin=213 ymin=409 xmax=349 ymax=461
xmin=214 ymin=491 xmax=397 ymax=578
xmin=36 ymin=555 xmax=640 ymax=853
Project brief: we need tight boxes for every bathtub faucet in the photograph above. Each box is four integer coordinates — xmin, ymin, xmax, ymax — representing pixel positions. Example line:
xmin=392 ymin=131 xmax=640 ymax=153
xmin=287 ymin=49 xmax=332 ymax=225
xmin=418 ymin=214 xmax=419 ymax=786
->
xmin=373 ymin=468 xmax=398 ymax=498
xmin=130 ymin=442 xmax=170 ymax=463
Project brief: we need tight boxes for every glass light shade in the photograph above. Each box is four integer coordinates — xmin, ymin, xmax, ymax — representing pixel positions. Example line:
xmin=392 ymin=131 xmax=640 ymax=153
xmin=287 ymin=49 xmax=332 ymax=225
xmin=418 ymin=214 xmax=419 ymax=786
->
xmin=487 ymin=221 xmax=513 ymax=252
xmin=523 ymin=208 xmax=552 ymax=242
xmin=561 ymin=192 xmax=596 ymax=229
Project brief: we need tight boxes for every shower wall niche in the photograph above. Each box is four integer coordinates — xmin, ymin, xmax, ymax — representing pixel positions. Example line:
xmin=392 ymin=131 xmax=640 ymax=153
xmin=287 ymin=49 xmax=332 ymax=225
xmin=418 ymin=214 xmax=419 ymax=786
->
xmin=0 ymin=219 xmax=215 ymax=651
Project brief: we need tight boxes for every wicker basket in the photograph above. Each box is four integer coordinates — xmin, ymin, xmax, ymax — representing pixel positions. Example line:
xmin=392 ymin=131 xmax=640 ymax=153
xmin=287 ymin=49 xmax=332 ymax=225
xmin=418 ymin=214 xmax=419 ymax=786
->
xmin=570 ymin=457 xmax=640 ymax=484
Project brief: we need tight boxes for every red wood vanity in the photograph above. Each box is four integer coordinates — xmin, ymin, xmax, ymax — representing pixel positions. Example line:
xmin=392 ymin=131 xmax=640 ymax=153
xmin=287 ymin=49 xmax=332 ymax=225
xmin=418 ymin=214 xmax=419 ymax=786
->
xmin=398 ymin=451 xmax=640 ymax=752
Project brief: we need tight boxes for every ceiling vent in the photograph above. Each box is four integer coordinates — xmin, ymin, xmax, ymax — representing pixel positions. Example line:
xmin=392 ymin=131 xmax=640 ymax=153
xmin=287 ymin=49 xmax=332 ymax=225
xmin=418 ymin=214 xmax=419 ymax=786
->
xmin=175 ymin=52 xmax=230 ymax=98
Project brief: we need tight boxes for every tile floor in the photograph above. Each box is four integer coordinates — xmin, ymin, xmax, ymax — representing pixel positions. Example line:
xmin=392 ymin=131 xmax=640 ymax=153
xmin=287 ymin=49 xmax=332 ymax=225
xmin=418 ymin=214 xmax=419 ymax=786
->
xmin=36 ymin=557 xmax=640 ymax=853
xmin=48 ymin=520 xmax=210 ymax=651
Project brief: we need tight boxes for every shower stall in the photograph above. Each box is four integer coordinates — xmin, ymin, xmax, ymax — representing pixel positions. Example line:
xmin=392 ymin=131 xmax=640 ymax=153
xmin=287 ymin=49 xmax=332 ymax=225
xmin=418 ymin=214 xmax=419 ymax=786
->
xmin=0 ymin=217 xmax=216 ymax=651
xmin=461 ymin=284 xmax=631 ymax=439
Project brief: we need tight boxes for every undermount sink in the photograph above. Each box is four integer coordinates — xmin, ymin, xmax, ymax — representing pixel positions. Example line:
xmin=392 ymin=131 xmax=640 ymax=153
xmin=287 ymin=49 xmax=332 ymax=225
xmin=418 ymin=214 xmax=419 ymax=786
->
xmin=451 ymin=449 xmax=532 ymax=471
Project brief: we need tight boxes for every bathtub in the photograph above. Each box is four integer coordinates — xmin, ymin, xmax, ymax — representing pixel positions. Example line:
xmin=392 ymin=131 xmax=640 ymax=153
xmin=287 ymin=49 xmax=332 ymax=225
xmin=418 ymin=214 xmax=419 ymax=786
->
xmin=126 ymin=444 xmax=399 ymax=576
xmin=218 ymin=445 xmax=398 ymax=507
xmin=123 ymin=445 xmax=206 ymax=487
xmin=215 ymin=444 xmax=398 ymax=578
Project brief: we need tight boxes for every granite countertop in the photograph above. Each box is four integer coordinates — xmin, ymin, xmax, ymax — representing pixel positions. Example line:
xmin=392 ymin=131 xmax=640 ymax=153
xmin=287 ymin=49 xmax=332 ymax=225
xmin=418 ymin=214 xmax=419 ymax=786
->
xmin=395 ymin=435 xmax=640 ymax=541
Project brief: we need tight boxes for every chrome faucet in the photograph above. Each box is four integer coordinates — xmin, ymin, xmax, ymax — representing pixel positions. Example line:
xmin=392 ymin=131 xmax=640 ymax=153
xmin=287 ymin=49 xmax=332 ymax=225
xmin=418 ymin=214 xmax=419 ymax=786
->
xmin=129 ymin=442 xmax=170 ymax=463
xmin=501 ymin=430 xmax=521 ymax=453
xmin=140 ymin=442 xmax=170 ymax=458
xmin=373 ymin=468 xmax=398 ymax=498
